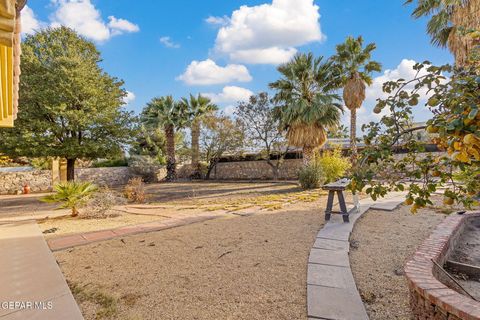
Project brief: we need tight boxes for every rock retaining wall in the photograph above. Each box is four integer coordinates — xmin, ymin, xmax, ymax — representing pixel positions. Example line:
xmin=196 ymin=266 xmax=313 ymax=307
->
xmin=405 ymin=212 xmax=480 ymax=320
xmin=209 ymin=159 xmax=303 ymax=180
xmin=0 ymin=167 xmax=137 ymax=194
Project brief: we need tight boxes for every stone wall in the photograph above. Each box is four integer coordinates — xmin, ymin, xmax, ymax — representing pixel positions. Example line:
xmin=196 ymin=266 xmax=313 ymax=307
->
xmin=0 ymin=167 xmax=138 ymax=195
xmin=209 ymin=159 xmax=303 ymax=180
xmin=0 ymin=170 xmax=52 ymax=194
xmin=75 ymin=167 xmax=135 ymax=186
xmin=405 ymin=212 xmax=480 ymax=320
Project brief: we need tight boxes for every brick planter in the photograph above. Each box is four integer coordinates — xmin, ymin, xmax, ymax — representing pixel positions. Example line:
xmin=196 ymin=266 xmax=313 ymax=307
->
xmin=405 ymin=212 xmax=480 ymax=320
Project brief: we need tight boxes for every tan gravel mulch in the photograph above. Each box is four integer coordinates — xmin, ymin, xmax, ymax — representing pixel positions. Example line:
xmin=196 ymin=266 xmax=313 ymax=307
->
xmin=54 ymin=201 xmax=326 ymax=320
xmin=349 ymin=205 xmax=446 ymax=320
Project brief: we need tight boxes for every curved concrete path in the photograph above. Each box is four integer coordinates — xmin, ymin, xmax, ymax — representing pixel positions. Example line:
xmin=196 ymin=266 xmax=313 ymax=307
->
xmin=307 ymin=193 xmax=405 ymax=320
xmin=0 ymin=222 xmax=83 ymax=320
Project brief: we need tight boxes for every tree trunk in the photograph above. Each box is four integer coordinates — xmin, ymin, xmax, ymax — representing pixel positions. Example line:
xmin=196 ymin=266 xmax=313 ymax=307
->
xmin=266 ymin=160 xmax=279 ymax=180
xmin=165 ymin=124 xmax=176 ymax=182
xmin=71 ymin=206 xmax=79 ymax=217
xmin=191 ymin=119 xmax=201 ymax=178
xmin=302 ymin=146 xmax=315 ymax=166
xmin=205 ymin=161 xmax=217 ymax=180
xmin=350 ymin=108 xmax=358 ymax=166
xmin=66 ymin=158 xmax=76 ymax=181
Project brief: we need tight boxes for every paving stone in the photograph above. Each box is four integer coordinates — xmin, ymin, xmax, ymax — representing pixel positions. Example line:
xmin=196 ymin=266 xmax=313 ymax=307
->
xmin=309 ymin=248 xmax=350 ymax=267
xmin=307 ymin=264 xmax=356 ymax=289
xmin=307 ymin=285 xmax=368 ymax=320
xmin=82 ymin=230 xmax=115 ymax=241
xmin=312 ymin=238 xmax=349 ymax=252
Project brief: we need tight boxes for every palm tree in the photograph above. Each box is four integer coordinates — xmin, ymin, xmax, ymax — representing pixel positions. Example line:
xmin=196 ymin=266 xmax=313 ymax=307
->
xmin=42 ymin=181 xmax=98 ymax=217
xmin=269 ymin=53 xmax=343 ymax=165
xmin=332 ymin=36 xmax=381 ymax=165
xmin=405 ymin=0 xmax=479 ymax=66
xmin=141 ymin=96 xmax=190 ymax=181
xmin=181 ymin=94 xmax=217 ymax=178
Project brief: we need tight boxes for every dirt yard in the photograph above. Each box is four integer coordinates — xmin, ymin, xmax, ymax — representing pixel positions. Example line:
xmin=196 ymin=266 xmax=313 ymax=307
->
xmin=349 ymin=204 xmax=446 ymax=320
xmin=54 ymin=198 xmax=329 ymax=320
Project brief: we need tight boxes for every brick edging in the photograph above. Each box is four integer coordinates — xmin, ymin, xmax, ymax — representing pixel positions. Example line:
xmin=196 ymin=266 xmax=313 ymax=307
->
xmin=404 ymin=212 xmax=480 ymax=320
xmin=47 ymin=213 xmax=223 ymax=251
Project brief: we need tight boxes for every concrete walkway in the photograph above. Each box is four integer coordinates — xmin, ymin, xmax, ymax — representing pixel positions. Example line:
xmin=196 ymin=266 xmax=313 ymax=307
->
xmin=0 ymin=222 xmax=83 ymax=320
xmin=307 ymin=193 xmax=406 ymax=320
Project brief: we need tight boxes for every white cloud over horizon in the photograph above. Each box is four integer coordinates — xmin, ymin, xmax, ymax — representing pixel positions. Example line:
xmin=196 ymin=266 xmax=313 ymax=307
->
xmin=203 ymin=86 xmax=254 ymax=104
xmin=25 ymin=0 xmax=139 ymax=41
xmin=123 ymin=91 xmax=136 ymax=105
xmin=21 ymin=5 xmax=43 ymax=35
xmin=159 ymin=36 xmax=180 ymax=49
xmin=211 ymin=0 xmax=325 ymax=65
xmin=176 ymin=59 xmax=252 ymax=86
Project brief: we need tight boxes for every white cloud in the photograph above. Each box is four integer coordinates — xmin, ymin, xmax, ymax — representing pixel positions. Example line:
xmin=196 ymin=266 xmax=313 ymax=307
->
xmin=49 ymin=0 xmax=139 ymax=42
xmin=176 ymin=59 xmax=252 ymax=86
xmin=21 ymin=5 xmax=43 ymax=35
xmin=123 ymin=91 xmax=136 ymax=104
xmin=205 ymin=15 xmax=229 ymax=26
xmin=159 ymin=36 xmax=180 ymax=49
xmin=213 ymin=0 xmax=324 ymax=64
xmin=223 ymin=105 xmax=237 ymax=117
xmin=203 ymin=86 xmax=253 ymax=104
xmin=108 ymin=16 xmax=140 ymax=36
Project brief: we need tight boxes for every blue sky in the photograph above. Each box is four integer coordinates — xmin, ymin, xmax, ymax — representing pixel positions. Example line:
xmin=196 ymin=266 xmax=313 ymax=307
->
xmin=24 ymin=0 xmax=452 ymax=127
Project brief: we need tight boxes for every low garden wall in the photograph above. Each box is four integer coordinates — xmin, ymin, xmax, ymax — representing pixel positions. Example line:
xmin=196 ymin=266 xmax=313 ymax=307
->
xmin=209 ymin=159 xmax=303 ymax=180
xmin=0 ymin=167 xmax=136 ymax=195
xmin=405 ymin=212 xmax=480 ymax=320
xmin=0 ymin=170 xmax=52 ymax=195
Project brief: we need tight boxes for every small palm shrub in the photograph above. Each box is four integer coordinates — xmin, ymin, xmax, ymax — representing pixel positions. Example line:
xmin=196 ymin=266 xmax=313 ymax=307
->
xmin=42 ymin=181 xmax=98 ymax=217
xmin=123 ymin=177 xmax=146 ymax=203
xmin=299 ymin=162 xmax=325 ymax=190
xmin=316 ymin=148 xmax=351 ymax=183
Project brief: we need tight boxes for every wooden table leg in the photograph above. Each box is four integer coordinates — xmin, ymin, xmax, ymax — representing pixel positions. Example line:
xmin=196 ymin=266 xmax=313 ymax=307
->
xmin=325 ymin=190 xmax=334 ymax=221
xmin=337 ymin=190 xmax=350 ymax=223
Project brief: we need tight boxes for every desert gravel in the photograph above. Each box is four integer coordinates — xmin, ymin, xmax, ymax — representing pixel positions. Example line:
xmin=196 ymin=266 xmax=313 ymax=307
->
xmin=349 ymin=205 xmax=445 ymax=320
xmin=54 ymin=200 xmax=327 ymax=320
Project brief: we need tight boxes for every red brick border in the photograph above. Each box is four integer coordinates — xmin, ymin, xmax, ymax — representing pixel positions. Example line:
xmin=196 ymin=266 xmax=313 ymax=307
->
xmin=47 ymin=213 xmax=222 ymax=251
xmin=405 ymin=212 xmax=480 ymax=320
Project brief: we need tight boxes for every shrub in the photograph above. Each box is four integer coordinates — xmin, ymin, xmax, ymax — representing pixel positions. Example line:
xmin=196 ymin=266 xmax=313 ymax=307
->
xmin=298 ymin=162 xmax=325 ymax=190
xmin=123 ymin=177 xmax=146 ymax=203
xmin=93 ymin=158 xmax=128 ymax=168
xmin=82 ymin=187 xmax=127 ymax=219
xmin=41 ymin=181 xmax=98 ymax=217
xmin=316 ymin=148 xmax=351 ymax=183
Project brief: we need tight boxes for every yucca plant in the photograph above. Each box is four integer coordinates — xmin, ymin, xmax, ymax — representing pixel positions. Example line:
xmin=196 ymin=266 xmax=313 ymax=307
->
xmin=42 ymin=181 xmax=98 ymax=217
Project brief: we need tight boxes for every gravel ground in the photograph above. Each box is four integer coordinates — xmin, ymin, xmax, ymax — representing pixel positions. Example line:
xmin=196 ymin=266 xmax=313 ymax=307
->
xmin=54 ymin=199 xmax=328 ymax=320
xmin=349 ymin=204 xmax=446 ymax=320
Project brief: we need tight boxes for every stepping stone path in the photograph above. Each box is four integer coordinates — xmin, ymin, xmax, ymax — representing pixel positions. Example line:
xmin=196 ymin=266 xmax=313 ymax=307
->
xmin=307 ymin=193 xmax=406 ymax=320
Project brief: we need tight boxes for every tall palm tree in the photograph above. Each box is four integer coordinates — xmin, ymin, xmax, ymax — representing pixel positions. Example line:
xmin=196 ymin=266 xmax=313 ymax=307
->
xmin=332 ymin=36 xmax=381 ymax=165
xmin=405 ymin=0 xmax=479 ymax=66
xmin=181 ymin=94 xmax=217 ymax=178
xmin=269 ymin=53 xmax=343 ymax=165
xmin=141 ymin=96 xmax=190 ymax=181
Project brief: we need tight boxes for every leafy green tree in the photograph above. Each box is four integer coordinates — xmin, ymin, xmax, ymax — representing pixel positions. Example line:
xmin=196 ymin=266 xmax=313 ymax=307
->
xmin=235 ymin=92 xmax=289 ymax=180
xmin=332 ymin=36 xmax=381 ymax=165
xmin=141 ymin=96 xmax=190 ymax=181
xmin=269 ymin=53 xmax=343 ymax=165
xmin=42 ymin=181 xmax=98 ymax=217
xmin=201 ymin=113 xmax=244 ymax=179
xmin=0 ymin=27 xmax=134 ymax=180
xmin=405 ymin=0 xmax=479 ymax=66
xmin=180 ymin=94 xmax=217 ymax=178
